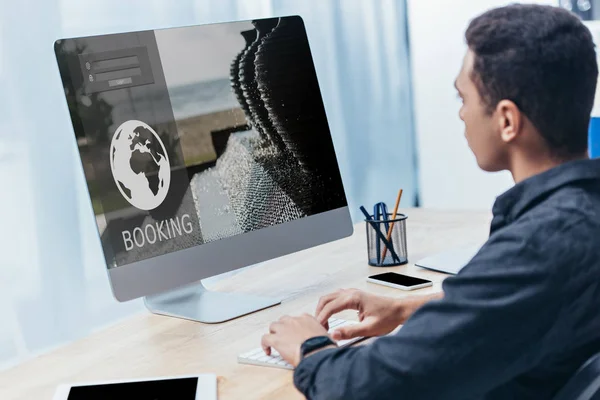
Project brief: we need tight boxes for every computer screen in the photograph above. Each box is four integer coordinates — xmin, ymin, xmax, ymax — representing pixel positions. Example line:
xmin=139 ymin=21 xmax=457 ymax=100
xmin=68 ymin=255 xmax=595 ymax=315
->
xmin=55 ymin=16 xmax=347 ymax=270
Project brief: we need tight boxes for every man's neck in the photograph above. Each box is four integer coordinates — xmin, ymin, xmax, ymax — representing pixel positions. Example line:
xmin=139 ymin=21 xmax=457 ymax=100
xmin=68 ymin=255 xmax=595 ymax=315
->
xmin=509 ymin=152 xmax=589 ymax=183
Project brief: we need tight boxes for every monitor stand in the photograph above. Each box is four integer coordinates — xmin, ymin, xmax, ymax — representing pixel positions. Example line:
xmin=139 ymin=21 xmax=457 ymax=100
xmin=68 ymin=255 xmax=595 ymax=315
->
xmin=143 ymin=281 xmax=281 ymax=324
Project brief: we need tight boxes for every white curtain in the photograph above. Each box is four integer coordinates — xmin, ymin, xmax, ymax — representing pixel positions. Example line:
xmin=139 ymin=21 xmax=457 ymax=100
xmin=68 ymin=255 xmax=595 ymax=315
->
xmin=0 ymin=0 xmax=415 ymax=368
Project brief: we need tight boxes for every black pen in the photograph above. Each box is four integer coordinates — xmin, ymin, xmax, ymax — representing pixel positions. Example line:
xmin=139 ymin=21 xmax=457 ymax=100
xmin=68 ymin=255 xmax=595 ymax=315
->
xmin=360 ymin=206 xmax=400 ymax=263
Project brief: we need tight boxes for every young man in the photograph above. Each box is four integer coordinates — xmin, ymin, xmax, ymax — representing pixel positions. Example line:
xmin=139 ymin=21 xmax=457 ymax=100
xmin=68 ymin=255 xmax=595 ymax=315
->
xmin=260 ymin=4 xmax=600 ymax=399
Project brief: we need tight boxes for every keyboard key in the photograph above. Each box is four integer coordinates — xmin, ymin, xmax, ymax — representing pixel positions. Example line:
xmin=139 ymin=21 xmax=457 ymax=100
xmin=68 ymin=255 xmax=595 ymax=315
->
xmin=240 ymin=350 xmax=259 ymax=358
xmin=237 ymin=318 xmax=364 ymax=370
xmin=247 ymin=348 xmax=263 ymax=357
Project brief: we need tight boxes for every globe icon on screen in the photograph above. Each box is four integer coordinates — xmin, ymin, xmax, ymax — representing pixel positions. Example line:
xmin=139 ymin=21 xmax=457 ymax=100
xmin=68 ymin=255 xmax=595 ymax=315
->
xmin=109 ymin=120 xmax=171 ymax=211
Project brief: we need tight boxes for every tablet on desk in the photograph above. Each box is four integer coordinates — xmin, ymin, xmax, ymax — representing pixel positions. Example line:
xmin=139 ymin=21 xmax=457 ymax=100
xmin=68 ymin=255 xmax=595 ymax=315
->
xmin=53 ymin=374 xmax=217 ymax=400
xmin=415 ymin=245 xmax=481 ymax=275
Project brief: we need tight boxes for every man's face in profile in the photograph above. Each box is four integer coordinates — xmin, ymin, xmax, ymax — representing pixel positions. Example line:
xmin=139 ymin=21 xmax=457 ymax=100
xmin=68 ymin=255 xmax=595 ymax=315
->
xmin=455 ymin=50 xmax=506 ymax=172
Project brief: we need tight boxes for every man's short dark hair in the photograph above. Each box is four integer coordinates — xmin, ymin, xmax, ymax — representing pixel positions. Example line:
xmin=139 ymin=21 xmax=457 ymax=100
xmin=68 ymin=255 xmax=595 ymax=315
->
xmin=466 ymin=4 xmax=598 ymax=158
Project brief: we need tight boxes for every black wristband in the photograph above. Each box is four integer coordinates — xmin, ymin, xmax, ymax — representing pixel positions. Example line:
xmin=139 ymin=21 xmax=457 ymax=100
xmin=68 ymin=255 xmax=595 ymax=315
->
xmin=300 ymin=336 xmax=337 ymax=360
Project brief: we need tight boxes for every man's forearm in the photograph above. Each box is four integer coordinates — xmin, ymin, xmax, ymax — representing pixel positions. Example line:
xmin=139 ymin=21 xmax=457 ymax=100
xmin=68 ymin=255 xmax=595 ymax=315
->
xmin=396 ymin=292 xmax=443 ymax=323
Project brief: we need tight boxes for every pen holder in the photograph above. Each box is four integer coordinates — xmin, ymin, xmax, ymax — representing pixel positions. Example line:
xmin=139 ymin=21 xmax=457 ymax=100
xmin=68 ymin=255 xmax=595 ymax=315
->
xmin=365 ymin=213 xmax=408 ymax=267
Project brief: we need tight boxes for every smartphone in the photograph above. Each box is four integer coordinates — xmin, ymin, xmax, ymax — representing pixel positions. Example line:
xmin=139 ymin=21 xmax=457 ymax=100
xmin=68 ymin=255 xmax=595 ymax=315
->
xmin=366 ymin=272 xmax=433 ymax=291
xmin=52 ymin=374 xmax=216 ymax=400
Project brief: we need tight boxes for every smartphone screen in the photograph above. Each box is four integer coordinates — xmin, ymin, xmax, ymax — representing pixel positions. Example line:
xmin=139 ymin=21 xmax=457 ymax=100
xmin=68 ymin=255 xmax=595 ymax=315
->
xmin=67 ymin=377 xmax=198 ymax=400
xmin=369 ymin=272 xmax=431 ymax=287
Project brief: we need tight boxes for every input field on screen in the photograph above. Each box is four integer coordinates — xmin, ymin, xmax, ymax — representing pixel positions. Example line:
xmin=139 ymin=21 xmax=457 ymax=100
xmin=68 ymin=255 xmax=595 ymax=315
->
xmin=93 ymin=56 xmax=139 ymax=70
xmin=95 ymin=67 xmax=142 ymax=82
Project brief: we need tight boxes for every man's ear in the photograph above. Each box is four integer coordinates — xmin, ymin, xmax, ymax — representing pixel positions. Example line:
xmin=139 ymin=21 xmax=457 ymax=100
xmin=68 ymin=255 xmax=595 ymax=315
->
xmin=496 ymin=99 xmax=522 ymax=143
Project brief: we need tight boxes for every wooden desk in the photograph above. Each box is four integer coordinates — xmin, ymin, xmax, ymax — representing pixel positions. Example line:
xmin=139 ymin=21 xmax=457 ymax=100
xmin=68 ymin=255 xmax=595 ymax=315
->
xmin=0 ymin=209 xmax=491 ymax=400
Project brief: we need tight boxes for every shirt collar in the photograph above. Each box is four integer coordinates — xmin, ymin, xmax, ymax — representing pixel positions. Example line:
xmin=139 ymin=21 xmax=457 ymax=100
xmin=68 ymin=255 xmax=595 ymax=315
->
xmin=492 ymin=158 xmax=600 ymax=222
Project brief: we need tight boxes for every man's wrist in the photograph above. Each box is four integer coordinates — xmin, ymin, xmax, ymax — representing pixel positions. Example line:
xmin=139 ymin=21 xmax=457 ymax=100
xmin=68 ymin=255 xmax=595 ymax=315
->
xmin=394 ymin=297 xmax=416 ymax=322
xmin=300 ymin=336 xmax=337 ymax=361
xmin=303 ymin=344 xmax=337 ymax=359
xmin=396 ymin=292 xmax=443 ymax=322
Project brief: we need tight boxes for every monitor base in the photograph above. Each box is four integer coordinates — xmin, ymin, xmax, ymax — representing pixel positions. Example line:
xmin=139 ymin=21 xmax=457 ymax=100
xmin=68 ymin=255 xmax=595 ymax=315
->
xmin=143 ymin=281 xmax=281 ymax=324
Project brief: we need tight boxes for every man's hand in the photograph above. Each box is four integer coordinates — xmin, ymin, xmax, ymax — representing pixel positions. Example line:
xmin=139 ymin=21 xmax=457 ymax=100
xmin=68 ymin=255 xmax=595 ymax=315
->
xmin=315 ymin=289 xmax=442 ymax=340
xmin=261 ymin=314 xmax=332 ymax=367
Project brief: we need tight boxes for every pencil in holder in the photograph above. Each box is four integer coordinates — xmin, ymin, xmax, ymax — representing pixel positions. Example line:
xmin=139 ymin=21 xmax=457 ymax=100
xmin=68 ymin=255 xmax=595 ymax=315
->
xmin=365 ymin=213 xmax=408 ymax=267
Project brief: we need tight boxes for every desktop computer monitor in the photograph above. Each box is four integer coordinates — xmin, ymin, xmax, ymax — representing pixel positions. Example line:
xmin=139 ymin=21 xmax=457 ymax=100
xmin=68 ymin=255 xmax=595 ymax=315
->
xmin=53 ymin=16 xmax=353 ymax=323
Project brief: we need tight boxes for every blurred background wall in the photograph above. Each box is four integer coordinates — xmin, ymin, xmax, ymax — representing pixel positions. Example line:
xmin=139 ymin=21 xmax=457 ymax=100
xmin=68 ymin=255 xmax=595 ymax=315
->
xmin=407 ymin=0 xmax=555 ymax=210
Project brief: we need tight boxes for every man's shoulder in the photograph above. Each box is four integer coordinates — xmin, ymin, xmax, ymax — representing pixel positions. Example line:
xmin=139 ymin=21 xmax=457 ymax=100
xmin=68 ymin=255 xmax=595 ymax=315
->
xmin=462 ymin=190 xmax=600 ymax=279
xmin=544 ymin=183 xmax=600 ymax=213
xmin=514 ymin=185 xmax=600 ymax=241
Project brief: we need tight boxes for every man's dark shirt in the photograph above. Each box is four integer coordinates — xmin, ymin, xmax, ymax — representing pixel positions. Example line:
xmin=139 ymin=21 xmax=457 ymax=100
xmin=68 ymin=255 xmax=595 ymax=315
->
xmin=294 ymin=158 xmax=600 ymax=399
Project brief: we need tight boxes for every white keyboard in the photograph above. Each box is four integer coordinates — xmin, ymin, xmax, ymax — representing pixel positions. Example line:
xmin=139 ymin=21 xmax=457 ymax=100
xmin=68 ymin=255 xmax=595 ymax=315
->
xmin=238 ymin=318 xmax=365 ymax=370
